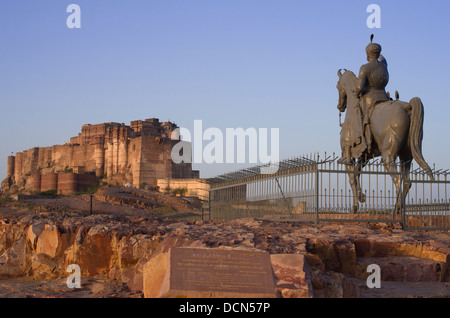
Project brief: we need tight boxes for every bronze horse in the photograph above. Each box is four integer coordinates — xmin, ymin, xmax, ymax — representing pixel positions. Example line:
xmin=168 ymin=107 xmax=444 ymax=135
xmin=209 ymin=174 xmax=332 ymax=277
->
xmin=336 ymin=69 xmax=434 ymax=213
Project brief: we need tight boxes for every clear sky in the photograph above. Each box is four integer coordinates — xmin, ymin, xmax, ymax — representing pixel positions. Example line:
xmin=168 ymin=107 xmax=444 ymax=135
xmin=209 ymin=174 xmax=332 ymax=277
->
xmin=0 ymin=0 xmax=449 ymax=180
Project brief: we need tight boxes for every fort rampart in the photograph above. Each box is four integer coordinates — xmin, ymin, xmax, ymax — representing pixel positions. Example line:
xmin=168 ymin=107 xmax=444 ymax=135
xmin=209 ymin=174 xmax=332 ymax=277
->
xmin=2 ymin=118 xmax=197 ymax=193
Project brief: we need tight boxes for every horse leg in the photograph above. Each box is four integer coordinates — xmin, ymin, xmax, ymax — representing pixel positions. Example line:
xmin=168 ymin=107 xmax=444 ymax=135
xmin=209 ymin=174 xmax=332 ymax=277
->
xmin=355 ymin=158 xmax=369 ymax=204
xmin=381 ymin=131 xmax=403 ymax=214
xmin=346 ymin=162 xmax=359 ymax=213
xmin=345 ymin=164 xmax=358 ymax=213
xmin=381 ymin=155 xmax=402 ymax=214
xmin=399 ymin=153 xmax=413 ymax=211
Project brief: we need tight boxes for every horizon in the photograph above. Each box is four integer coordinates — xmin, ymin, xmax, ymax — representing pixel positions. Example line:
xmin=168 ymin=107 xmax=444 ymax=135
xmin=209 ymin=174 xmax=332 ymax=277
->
xmin=1 ymin=0 xmax=449 ymax=182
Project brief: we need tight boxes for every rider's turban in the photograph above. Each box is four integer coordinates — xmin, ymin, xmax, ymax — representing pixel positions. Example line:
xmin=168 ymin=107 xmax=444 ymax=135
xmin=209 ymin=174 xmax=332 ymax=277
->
xmin=366 ymin=34 xmax=382 ymax=57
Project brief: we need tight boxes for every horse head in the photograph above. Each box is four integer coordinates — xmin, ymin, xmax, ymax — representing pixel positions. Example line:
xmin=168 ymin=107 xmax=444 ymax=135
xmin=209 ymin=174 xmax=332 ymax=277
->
xmin=336 ymin=69 xmax=348 ymax=112
xmin=336 ymin=69 xmax=357 ymax=113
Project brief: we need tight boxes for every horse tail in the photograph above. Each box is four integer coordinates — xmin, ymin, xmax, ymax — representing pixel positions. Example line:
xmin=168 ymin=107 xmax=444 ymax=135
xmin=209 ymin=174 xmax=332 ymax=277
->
xmin=408 ymin=97 xmax=434 ymax=181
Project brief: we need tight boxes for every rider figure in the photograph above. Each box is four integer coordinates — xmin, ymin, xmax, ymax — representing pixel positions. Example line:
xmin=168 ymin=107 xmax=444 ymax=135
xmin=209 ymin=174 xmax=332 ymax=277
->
xmin=339 ymin=35 xmax=389 ymax=164
xmin=354 ymin=35 xmax=390 ymax=155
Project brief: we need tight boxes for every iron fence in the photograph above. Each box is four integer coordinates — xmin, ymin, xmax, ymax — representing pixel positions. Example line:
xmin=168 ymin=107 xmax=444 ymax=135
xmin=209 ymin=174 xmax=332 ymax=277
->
xmin=207 ymin=153 xmax=450 ymax=230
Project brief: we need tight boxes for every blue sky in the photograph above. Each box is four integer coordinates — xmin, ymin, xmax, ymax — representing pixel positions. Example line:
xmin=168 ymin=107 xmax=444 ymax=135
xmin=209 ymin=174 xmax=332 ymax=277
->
xmin=0 ymin=0 xmax=449 ymax=179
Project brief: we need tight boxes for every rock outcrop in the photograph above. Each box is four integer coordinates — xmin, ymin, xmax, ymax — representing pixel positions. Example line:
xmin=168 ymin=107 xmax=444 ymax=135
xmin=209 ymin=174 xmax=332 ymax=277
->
xmin=0 ymin=211 xmax=449 ymax=298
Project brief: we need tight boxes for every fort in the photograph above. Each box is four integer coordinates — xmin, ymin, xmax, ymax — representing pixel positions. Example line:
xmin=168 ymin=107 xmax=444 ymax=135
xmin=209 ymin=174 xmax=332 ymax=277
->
xmin=1 ymin=118 xmax=199 ymax=194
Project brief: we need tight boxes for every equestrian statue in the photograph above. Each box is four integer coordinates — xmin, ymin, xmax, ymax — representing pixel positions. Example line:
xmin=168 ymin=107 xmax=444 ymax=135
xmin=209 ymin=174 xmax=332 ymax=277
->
xmin=336 ymin=34 xmax=434 ymax=214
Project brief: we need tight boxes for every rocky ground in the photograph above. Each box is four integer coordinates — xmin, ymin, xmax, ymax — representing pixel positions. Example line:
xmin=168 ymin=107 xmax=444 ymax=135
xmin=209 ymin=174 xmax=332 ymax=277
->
xmin=5 ymin=187 xmax=202 ymax=219
xmin=0 ymin=188 xmax=449 ymax=298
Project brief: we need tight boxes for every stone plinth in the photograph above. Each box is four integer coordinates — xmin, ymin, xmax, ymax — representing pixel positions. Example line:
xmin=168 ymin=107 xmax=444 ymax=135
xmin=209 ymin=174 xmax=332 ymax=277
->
xmin=143 ymin=247 xmax=277 ymax=298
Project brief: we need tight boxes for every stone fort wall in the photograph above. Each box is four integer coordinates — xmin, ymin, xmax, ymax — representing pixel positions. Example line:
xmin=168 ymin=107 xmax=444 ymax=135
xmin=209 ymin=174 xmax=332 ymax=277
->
xmin=31 ymin=173 xmax=98 ymax=194
xmin=2 ymin=118 xmax=197 ymax=193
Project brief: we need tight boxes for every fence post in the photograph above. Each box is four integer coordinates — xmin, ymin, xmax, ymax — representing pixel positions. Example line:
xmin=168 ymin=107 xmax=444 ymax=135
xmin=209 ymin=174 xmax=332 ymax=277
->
xmin=208 ymin=190 xmax=211 ymax=221
xmin=401 ymin=172 xmax=406 ymax=229
xmin=315 ymin=165 xmax=320 ymax=224
xmin=89 ymin=193 xmax=93 ymax=216
xmin=275 ymin=177 xmax=292 ymax=215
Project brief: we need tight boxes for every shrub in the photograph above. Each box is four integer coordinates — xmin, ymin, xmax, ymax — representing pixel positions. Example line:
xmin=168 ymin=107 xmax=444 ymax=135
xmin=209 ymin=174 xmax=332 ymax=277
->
xmin=172 ymin=187 xmax=188 ymax=196
xmin=86 ymin=183 xmax=100 ymax=193
xmin=0 ymin=196 xmax=12 ymax=207
xmin=39 ymin=189 xmax=58 ymax=197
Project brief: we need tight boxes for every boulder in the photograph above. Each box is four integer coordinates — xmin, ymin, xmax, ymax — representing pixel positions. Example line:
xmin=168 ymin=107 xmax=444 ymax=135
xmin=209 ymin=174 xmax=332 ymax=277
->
xmin=304 ymin=253 xmax=325 ymax=271
xmin=26 ymin=222 xmax=45 ymax=250
xmin=270 ymin=254 xmax=313 ymax=298
xmin=333 ymin=239 xmax=356 ymax=276
xmin=306 ymin=238 xmax=356 ymax=275
xmin=143 ymin=251 xmax=169 ymax=298
xmin=311 ymin=271 xmax=360 ymax=298
xmin=72 ymin=227 xmax=114 ymax=277
xmin=306 ymin=238 xmax=339 ymax=271
xmin=35 ymin=225 xmax=68 ymax=258
xmin=0 ymin=235 xmax=29 ymax=278
xmin=120 ymin=262 xmax=145 ymax=292
xmin=30 ymin=253 xmax=59 ymax=279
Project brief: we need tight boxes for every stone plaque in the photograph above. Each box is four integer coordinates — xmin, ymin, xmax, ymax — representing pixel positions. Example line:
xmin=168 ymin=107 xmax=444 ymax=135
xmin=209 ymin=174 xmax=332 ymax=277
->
xmin=168 ymin=247 xmax=276 ymax=298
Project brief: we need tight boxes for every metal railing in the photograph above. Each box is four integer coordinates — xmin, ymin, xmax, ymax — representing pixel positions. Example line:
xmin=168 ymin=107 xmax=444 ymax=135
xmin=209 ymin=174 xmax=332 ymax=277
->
xmin=207 ymin=153 xmax=450 ymax=230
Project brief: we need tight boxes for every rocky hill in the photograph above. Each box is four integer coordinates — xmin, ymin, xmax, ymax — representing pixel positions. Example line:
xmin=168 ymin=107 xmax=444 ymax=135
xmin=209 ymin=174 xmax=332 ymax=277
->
xmin=0 ymin=189 xmax=449 ymax=298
